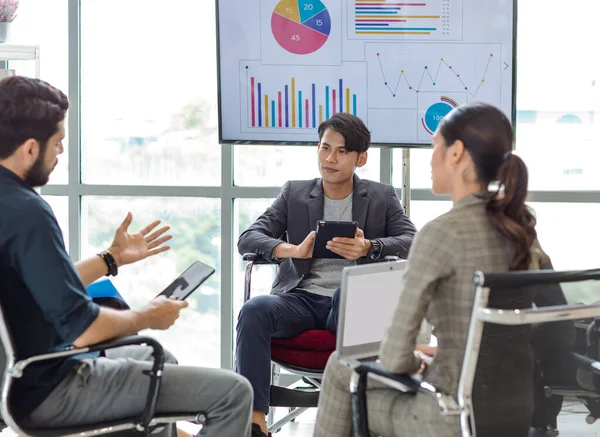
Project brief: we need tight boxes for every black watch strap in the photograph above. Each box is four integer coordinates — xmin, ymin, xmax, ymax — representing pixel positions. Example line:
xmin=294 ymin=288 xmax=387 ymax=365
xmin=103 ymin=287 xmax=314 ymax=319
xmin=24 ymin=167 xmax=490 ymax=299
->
xmin=368 ymin=239 xmax=383 ymax=260
xmin=98 ymin=250 xmax=118 ymax=277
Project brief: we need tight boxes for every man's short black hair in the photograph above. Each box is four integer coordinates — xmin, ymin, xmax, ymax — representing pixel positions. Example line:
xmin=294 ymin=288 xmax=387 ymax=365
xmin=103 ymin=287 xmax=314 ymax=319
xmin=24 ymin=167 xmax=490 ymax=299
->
xmin=317 ymin=113 xmax=371 ymax=154
xmin=0 ymin=76 xmax=69 ymax=159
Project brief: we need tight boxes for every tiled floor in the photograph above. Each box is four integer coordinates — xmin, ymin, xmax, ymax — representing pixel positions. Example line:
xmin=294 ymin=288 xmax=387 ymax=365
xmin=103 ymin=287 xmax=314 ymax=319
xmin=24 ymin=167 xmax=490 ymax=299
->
xmin=3 ymin=400 xmax=599 ymax=437
xmin=556 ymin=400 xmax=600 ymax=437
xmin=272 ymin=400 xmax=600 ymax=437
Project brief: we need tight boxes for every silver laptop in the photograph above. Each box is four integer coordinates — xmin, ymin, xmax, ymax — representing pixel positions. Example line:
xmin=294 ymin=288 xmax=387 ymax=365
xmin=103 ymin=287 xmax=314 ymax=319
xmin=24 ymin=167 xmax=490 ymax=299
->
xmin=336 ymin=260 xmax=431 ymax=367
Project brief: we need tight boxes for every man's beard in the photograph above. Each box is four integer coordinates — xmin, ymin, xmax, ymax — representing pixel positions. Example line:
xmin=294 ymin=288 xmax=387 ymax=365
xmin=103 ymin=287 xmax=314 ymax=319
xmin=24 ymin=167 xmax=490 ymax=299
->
xmin=25 ymin=153 xmax=51 ymax=187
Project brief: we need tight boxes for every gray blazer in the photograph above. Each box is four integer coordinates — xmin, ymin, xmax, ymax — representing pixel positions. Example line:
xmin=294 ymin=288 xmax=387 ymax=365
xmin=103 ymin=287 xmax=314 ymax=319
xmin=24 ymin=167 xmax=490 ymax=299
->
xmin=237 ymin=175 xmax=417 ymax=294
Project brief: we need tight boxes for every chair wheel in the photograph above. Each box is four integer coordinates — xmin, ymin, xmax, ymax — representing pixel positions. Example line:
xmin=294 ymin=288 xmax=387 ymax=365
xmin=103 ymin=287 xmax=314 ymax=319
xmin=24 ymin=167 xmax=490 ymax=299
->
xmin=586 ymin=414 xmax=597 ymax=424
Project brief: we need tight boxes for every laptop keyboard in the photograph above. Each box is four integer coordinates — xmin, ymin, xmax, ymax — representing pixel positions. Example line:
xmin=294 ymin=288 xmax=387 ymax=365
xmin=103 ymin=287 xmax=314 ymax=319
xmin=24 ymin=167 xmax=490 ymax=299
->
xmin=357 ymin=355 xmax=379 ymax=363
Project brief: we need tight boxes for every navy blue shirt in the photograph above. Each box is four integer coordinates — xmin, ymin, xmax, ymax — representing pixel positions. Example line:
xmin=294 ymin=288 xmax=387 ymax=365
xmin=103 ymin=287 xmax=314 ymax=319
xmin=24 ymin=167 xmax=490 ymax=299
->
xmin=0 ymin=166 xmax=100 ymax=420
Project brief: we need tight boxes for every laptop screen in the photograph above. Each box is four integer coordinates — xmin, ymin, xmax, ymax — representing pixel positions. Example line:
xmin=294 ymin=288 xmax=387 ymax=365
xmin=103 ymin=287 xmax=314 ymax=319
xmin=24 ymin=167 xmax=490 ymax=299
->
xmin=341 ymin=268 xmax=405 ymax=348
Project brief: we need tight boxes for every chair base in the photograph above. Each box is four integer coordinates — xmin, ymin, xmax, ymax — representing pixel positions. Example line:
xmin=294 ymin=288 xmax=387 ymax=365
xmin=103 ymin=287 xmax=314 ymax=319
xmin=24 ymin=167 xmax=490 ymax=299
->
xmin=267 ymin=362 xmax=323 ymax=434
xmin=268 ymin=407 xmax=309 ymax=435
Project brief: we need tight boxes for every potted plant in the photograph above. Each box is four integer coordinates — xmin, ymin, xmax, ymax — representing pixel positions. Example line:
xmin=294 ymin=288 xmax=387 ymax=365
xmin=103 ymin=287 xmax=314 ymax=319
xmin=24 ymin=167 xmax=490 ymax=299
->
xmin=0 ymin=0 xmax=18 ymax=43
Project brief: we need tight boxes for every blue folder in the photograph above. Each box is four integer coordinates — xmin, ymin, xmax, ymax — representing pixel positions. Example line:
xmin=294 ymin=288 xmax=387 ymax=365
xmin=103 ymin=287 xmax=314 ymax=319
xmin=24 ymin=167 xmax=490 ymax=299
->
xmin=86 ymin=277 xmax=125 ymax=301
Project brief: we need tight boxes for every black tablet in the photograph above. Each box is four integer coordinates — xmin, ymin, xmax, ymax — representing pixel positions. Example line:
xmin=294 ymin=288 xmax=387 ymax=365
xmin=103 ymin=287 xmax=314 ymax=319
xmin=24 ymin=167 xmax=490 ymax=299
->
xmin=156 ymin=260 xmax=215 ymax=300
xmin=313 ymin=220 xmax=358 ymax=259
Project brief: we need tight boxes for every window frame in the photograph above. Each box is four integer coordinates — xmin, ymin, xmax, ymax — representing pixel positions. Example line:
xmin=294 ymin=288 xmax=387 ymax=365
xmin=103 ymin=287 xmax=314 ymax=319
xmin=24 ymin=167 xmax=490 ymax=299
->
xmin=36 ymin=0 xmax=600 ymax=370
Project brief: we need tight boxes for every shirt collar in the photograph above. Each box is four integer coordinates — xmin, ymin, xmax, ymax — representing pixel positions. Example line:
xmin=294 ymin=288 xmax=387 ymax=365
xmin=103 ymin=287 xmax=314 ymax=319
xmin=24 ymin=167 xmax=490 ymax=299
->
xmin=452 ymin=191 xmax=489 ymax=210
xmin=0 ymin=165 xmax=37 ymax=193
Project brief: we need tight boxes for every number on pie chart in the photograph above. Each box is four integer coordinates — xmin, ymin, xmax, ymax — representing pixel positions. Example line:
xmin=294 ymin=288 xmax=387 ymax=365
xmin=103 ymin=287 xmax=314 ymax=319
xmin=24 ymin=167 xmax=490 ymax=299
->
xmin=271 ymin=0 xmax=331 ymax=55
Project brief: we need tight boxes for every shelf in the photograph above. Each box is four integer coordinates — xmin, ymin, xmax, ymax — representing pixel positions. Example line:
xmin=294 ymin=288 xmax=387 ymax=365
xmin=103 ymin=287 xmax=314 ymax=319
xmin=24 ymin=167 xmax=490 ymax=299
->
xmin=0 ymin=44 xmax=38 ymax=61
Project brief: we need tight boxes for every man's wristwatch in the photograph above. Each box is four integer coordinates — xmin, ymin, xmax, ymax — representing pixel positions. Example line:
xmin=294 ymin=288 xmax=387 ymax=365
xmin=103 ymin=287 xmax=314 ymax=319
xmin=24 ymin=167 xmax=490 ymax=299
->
xmin=98 ymin=250 xmax=118 ymax=277
xmin=367 ymin=239 xmax=383 ymax=260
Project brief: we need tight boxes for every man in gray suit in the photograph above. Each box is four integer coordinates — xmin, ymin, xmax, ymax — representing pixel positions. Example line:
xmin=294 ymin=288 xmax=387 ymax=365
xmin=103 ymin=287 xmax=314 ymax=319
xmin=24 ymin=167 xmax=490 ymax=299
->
xmin=236 ymin=113 xmax=417 ymax=437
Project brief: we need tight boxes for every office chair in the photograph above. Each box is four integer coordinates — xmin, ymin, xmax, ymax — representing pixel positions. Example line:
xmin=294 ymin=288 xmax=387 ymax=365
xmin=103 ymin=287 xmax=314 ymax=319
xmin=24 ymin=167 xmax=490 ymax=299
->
xmin=242 ymin=252 xmax=332 ymax=434
xmin=538 ymin=316 xmax=600 ymax=427
xmin=349 ymin=268 xmax=600 ymax=437
xmin=0 ymin=287 xmax=205 ymax=437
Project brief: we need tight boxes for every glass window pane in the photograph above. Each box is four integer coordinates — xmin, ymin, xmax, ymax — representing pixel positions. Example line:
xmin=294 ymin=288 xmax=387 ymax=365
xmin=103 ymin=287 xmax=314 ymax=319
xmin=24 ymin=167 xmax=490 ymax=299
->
xmin=393 ymin=148 xmax=431 ymax=189
xmin=233 ymin=198 xmax=277 ymax=320
xmin=409 ymin=200 xmax=452 ymax=231
xmin=531 ymin=203 xmax=600 ymax=304
xmin=532 ymin=202 xmax=600 ymax=271
xmin=234 ymin=145 xmax=380 ymax=186
xmin=42 ymin=196 xmax=69 ymax=251
xmin=82 ymin=197 xmax=221 ymax=367
xmin=81 ymin=0 xmax=220 ymax=186
xmin=9 ymin=0 xmax=69 ymax=184
xmin=515 ymin=0 xmax=600 ymax=190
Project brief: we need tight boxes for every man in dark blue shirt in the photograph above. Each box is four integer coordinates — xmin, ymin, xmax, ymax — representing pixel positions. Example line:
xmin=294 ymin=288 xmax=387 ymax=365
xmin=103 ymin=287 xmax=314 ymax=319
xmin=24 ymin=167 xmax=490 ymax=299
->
xmin=0 ymin=76 xmax=252 ymax=437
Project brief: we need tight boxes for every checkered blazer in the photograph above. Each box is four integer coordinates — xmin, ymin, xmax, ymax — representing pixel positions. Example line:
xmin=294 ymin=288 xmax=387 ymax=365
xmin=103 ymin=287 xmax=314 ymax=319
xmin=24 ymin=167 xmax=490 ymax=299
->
xmin=315 ymin=192 xmax=552 ymax=437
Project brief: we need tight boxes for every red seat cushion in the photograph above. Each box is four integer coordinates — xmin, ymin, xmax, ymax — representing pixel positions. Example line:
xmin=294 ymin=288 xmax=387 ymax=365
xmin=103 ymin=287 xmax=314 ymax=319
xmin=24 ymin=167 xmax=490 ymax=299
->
xmin=271 ymin=330 xmax=336 ymax=370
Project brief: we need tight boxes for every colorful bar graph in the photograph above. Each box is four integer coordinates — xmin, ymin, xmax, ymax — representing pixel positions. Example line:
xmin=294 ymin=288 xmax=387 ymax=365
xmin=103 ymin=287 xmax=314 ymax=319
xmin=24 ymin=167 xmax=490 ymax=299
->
xmin=248 ymin=76 xmax=358 ymax=129
xmin=354 ymin=0 xmax=437 ymax=36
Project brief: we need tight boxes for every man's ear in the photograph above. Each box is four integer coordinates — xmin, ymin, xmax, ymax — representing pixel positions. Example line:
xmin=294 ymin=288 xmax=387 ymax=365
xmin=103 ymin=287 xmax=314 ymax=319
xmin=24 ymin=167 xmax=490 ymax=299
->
xmin=13 ymin=139 xmax=42 ymax=167
xmin=356 ymin=151 xmax=368 ymax=168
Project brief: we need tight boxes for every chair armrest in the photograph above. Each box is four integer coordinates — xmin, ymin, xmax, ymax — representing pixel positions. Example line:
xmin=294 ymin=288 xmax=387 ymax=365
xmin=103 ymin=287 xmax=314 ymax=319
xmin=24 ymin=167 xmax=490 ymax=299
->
xmin=350 ymin=361 xmax=460 ymax=436
xmin=11 ymin=336 xmax=164 ymax=434
xmin=242 ymin=253 xmax=280 ymax=265
xmin=571 ymin=351 xmax=600 ymax=376
xmin=353 ymin=361 xmax=429 ymax=395
xmin=11 ymin=335 xmax=161 ymax=376
xmin=243 ymin=253 xmax=282 ymax=303
xmin=355 ymin=362 xmax=460 ymax=413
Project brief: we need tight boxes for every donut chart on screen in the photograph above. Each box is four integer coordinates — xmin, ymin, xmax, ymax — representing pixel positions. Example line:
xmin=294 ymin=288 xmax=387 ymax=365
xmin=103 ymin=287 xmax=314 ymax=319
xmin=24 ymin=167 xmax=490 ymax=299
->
xmin=271 ymin=0 xmax=331 ymax=55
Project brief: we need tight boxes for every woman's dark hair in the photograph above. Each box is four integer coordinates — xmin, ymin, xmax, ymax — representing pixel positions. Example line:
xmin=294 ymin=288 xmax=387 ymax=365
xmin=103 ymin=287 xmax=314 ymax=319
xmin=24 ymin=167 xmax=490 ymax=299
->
xmin=0 ymin=76 xmax=69 ymax=159
xmin=317 ymin=113 xmax=371 ymax=154
xmin=438 ymin=102 xmax=536 ymax=271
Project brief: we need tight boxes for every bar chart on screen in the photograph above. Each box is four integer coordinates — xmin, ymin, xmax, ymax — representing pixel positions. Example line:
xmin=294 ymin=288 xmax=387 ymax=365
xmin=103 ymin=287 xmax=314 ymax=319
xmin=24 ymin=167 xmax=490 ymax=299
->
xmin=347 ymin=0 xmax=463 ymax=41
xmin=239 ymin=61 xmax=367 ymax=138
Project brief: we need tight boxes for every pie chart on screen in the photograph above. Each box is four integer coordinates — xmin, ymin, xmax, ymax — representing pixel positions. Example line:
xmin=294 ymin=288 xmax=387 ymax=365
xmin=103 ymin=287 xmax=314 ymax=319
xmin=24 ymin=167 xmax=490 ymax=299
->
xmin=271 ymin=0 xmax=331 ymax=55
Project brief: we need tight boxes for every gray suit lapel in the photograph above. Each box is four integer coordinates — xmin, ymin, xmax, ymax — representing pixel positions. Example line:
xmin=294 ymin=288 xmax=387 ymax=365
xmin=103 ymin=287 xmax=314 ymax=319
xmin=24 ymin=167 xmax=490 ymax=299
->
xmin=308 ymin=180 xmax=324 ymax=231
xmin=352 ymin=175 xmax=369 ymax=231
